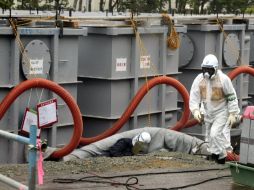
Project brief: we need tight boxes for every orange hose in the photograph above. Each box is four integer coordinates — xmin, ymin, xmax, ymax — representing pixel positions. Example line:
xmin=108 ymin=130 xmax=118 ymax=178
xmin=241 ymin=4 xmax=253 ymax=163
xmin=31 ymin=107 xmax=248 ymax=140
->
xmin=0 ymin=78 xmax=83 ymax=159
xmin=226 ymin=152 xmax=239 ymax=161
xmin=80 ymin=76 xmax=190 ymax=145
xmin=228 ymin=65 xmax=254 ymax=80
xmin=184 ymin=118 xmax=199 ymax=128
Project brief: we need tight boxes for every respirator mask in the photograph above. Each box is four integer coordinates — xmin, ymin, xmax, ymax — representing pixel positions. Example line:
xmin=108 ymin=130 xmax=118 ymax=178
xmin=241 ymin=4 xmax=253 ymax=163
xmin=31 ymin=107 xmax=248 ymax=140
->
xmin=202 ymin=67 xmax=216 ymax=79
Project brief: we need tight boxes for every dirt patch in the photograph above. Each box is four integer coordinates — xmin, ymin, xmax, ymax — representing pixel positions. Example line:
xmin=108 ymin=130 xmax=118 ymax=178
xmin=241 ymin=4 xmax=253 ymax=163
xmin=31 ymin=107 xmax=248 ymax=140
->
xmin=0 ymin=151 xmax=218 ymax=178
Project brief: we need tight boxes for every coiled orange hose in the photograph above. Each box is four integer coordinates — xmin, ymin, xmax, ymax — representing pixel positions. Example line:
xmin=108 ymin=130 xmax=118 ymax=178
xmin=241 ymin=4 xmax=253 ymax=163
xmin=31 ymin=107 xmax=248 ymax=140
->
xmin=0 ymin=78 xmax=83 ymax=159
xmin=228 ymin=65 xmax=254 ymax=80
xmin=79 ymin=76 xmax=190 ymax=145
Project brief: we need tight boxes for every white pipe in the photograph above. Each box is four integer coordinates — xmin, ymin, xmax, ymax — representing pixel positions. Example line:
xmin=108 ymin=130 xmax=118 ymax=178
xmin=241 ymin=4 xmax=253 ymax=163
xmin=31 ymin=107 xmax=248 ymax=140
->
xmin=0 ymin=174 xmax=28 ymax=190
xmin=0 ymin=129 xmax=29 ymax=144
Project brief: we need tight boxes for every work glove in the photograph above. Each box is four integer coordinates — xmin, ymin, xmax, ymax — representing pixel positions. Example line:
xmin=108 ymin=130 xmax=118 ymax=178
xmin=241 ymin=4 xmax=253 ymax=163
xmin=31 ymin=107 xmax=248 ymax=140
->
xmin=193 ymin=110 xmax=202 ymax=123
xmin=227 ymin=113 xmax=237 ymax=128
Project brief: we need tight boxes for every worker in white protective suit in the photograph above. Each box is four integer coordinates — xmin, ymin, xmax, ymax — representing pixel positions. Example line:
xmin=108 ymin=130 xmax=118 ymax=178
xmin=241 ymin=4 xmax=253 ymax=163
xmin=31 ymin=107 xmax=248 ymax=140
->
xmin=189 ymin=54 xmax=240 ymax=164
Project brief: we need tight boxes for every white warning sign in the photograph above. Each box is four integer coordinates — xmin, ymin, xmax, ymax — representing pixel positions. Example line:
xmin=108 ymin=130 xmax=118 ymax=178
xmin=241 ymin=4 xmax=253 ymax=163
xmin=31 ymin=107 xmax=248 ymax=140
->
xmin=116 ymin=58 xmax=127 ymax=72
xmin=140 ymin=55 xmax=151 ymax=69
xmin=29 ymin=59 xmax=43 ymax=74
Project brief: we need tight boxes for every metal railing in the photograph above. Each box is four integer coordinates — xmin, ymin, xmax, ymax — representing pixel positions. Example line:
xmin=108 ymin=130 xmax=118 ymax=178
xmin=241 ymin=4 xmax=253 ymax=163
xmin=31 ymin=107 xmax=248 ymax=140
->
xmin=0 ymin=125 xmax=37 ymax=190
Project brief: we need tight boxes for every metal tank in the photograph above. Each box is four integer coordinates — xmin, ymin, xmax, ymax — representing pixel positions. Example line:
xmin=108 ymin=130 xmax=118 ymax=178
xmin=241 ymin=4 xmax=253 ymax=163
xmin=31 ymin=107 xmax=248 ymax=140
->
xmin=78 ymin=21 xmax=186 ymax=137
xmin=0 ymin=24 xmax=86 ymax=163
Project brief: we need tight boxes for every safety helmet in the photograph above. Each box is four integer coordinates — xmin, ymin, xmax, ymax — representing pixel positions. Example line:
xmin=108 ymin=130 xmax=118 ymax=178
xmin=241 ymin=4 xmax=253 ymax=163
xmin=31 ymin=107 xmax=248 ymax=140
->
xmin=132 ymin=132 xmax=151 ymax=146
xmin=201 ymin=54 xmax=218 ymax=79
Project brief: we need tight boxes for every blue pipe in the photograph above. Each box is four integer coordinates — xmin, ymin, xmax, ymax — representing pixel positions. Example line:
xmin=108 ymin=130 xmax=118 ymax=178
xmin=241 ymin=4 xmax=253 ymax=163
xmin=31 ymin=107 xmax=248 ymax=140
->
xmin=0 ymin=129 xmax=30 ymax=144
xmin=0 ymin=125 xmax=38 ymax=190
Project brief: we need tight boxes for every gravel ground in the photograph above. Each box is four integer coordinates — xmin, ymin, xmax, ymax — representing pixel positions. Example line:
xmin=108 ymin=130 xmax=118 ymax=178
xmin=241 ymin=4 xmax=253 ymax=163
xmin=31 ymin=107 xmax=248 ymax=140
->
xmin=1 ymin=151 xmax=253 ymax=190
xmin=46 ymin=151 xmax=218 ymax=174
xmin=0 ymin=151 xmax=218 ymax=179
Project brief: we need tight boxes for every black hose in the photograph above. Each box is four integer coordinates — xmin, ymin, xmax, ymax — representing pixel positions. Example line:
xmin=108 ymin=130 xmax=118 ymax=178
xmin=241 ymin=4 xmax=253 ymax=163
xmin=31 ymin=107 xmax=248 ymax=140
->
xmin=53 ymin=167 xmax=231 ymax=190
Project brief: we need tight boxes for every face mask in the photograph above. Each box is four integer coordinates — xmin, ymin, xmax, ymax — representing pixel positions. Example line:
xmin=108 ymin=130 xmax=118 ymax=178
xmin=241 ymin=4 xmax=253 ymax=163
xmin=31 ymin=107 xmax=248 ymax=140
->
xmin=202 ymin=67 xmax=216 ymax=79
xmin=203 ymin=72 xmax=210 ymax=79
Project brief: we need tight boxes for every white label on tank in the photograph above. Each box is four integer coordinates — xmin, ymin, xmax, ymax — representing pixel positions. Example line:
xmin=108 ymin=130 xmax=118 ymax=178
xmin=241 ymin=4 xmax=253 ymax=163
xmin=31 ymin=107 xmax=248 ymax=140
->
xmin=116 ymin=58 xmax=127 ymax=71
xmin=140 ymin=55 xmax=151 ymax=69
xmin=29 ymin=59 xmax=43 ymax=74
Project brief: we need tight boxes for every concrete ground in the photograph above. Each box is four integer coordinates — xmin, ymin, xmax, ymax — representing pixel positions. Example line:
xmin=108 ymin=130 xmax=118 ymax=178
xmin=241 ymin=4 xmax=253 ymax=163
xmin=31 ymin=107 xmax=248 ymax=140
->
xmin=0 ymin=151 xmax=252 ymax=190
xmin=38 ymin=167 xmax=234 ymax=190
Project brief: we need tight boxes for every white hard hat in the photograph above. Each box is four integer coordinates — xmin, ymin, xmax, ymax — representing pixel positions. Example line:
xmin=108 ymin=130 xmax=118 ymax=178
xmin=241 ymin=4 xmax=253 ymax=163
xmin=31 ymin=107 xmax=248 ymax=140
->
xmin=132 ymin=132 xmax=151 ymax=146
xmin=201 ymin=54 xmax=218 ymax=69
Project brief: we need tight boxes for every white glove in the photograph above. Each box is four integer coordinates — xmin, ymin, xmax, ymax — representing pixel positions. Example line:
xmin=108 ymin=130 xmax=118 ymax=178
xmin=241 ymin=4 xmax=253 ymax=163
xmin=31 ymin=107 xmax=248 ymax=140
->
xmin=227 ymin=113 xmax=237 ymax=127
xmin=193 ymin=110 xmax=202 ymax=123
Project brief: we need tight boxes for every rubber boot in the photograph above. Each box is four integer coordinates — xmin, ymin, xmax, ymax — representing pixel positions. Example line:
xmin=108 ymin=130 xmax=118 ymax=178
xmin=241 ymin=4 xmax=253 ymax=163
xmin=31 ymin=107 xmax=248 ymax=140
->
xmin=211 ymin=154 xmax=219 ymax=161
xmin=206 ymin=154 xmax=219 ymax=161
xmin=216 ymin=157 xmax=226 ymax=164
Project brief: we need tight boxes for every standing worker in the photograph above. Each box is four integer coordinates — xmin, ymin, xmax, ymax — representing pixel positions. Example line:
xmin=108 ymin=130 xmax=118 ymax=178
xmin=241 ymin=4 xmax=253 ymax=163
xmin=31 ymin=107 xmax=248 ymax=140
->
xmin=189 ymin=54 xmax=240 ymax=164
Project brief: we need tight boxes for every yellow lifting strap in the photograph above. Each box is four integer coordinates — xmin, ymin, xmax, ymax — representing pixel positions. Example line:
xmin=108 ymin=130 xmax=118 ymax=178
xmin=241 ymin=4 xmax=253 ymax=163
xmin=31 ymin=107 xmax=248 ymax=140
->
xmin=162 ymin=14 xmax=180 ymax=50
xmin=9 ymin=18 xmax=45 ymax=105
xmin=130 ymin=16 xmax=153 ymax=128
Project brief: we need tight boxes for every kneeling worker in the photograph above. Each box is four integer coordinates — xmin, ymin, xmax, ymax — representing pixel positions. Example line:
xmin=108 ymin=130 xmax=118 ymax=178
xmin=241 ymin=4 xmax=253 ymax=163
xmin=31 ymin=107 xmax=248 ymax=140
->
xmin=107 ymin=131 xmax=151 ymax=157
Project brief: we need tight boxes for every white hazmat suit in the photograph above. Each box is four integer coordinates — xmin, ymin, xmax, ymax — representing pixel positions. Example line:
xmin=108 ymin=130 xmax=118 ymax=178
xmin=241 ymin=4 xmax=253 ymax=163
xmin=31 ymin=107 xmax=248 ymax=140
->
xmin=189 ymin=54 xmax=240 ymax=162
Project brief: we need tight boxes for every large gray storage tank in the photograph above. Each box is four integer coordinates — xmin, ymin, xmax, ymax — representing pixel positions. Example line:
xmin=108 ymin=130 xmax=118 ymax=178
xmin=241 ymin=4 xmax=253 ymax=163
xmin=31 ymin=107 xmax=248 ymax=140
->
xmin=0 ymin=26 xmax=86 ymax=163
xmin=78 ymin=23 xmax=186 ymax=137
